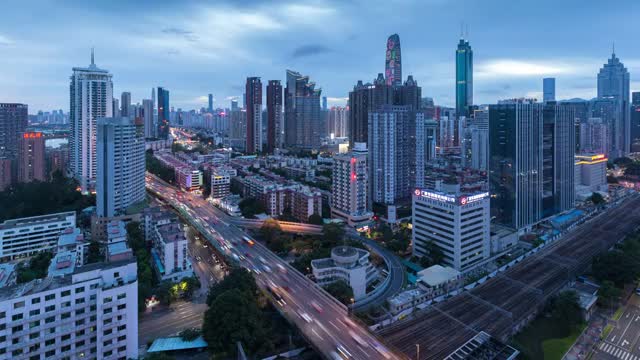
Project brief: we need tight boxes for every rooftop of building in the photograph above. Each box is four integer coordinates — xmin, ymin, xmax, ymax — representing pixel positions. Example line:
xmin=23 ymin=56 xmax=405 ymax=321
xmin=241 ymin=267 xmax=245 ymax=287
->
xmin=147 ymin=336 xmax=208 ymax=353
xmin=0 ymin=211 xmax=75 ymax=230
xmin=108 ymin=242 xmax=131 ymax=256
xmin=156 ymin=223 xmax=186 ymax=243
xmin=106 ymin=221 xmax=127 ymax=240
xmin=388 ymin=288 xmax=424 ymax=307
xmin=0 ymin=263 xmax=16 ymax=288
xmin=417 ymin=265 xmax=460 ymax=288
xmin=48 ymin=251 xmax=77 ymax=278
xmin=57 ymin=227 xmax=84 ymax=247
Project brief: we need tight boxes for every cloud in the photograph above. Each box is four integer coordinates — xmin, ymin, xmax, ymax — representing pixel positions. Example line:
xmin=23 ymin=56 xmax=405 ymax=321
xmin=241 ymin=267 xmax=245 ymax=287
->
xmin=162 ymin=27 xmax=198 ymax=42
xmin=292 ymin=44 xmax=332 ymax=58
xmin=476 ymin=59 xmax=591 ymax=78
xmin=0 ymin=34 xmax=13 ymax=46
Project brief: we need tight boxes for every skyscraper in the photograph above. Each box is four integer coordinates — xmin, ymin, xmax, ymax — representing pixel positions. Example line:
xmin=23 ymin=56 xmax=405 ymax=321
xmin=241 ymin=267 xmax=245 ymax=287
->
xmin=597 ymin=50 xmax=630 ymax=157
xmin=328 ymin=106 xmax=349 ymax=138
xmin=543 ymin=78 xmax=556 ymax=102
xmin=385 ymin=34 xmax=402 ymax=87
xmin=17 ymin=132 xmax=45 ymax=183
xmin=455 ymin=37 xmax=473 ymax=118
xmin=121 ymin=91 xmax=131 ymax=117
xmin=368 ymin=105 xmax=425 ymax=205
xmin=632 ymin=92 xmax=640 ymax=151
xmin=470 ymin=108 xmax=489 ymax=171
xmin=142 ymin=99 xmax=154 ymax=138
xmin=70 ymin=50 xmax=113 ymax=192
xmin=112 ymin=98 xmax=120 ymax=118
xmin=96 ymin=117 xmax=146 ymax=217
xmin=208 ymin=93 xmax=213 ymax=112
xmin=157 ymin=87 xmax=170 ymax=139
xmin=0 ymin=103 xmax=28 ymax=159
xmin=348 ymin=74 xmax=393 ymax=147
xmin=266 ymin=80 xmax=283 ymax=153
xmin=332 ymin=143 xmax=372 ymax=227
xmin=245 ymin=77 xmax=262 ymax=154
xmin=284 ymin=70 xmax=322 ymax=150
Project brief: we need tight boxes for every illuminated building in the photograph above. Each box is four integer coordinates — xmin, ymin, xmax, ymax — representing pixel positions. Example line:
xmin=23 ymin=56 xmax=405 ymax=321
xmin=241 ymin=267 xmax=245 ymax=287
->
xmin=157 ymin=87 xmax=170 ymax=139
xmin=331 ymin=143 xmax=372 ymax=227
xmin=266 ymin=80 xmax=283 ymax=153
xmin=70 ymin=50 xmax=113 ymax=192
xmin=284 ymin=70 xmax=322 ymax=150
xmin=17 ymin=132 xmax=45 ymax=183
xmin=385 ymin=34 xmax=402 ymax=87
xmin=96 ymin=117 xmax=146 ymax=218
xmin=575 ymin=154 xmax=608 ymax=196
xmin=579 ymin=117 xmax=609 ymax=156
xmin=412 ymin=188 xmax=490 ymax=271
xmin=311 ymin=246 xmax=378 ymax=300
xmin=245 ymin=77 xmax=262 ymax=154
xmin=597 ymin=50 xmax=630 ymax=157
xmin=456 ymin=36 xmax=473 ymax=119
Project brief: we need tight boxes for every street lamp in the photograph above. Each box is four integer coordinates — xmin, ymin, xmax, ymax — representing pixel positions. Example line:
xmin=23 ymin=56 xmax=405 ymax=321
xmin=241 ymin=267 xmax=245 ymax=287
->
xmin=416 ymin=344 xmax=420 ymax=360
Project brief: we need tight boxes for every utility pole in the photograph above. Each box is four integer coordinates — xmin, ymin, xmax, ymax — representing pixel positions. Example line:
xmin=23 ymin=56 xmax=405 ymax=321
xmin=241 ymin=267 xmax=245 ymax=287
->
xmin=416 ymin=344 xmax=420 ymax=360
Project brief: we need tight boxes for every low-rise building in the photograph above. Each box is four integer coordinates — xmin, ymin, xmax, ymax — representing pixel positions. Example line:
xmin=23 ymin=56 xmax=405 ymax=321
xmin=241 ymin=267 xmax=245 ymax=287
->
xmin=415 ymin=265 xmax=462 ymax=295
xmin=575 ymin=153 xmax=608 ymax=200
xmin=175 ymin=167 xmax=203 ymax=192
xmin=311 ymin=246 xmax=378 ymax=300
xmin=0 ymin=212 xmax=76 ymax=261
xmin=56 ymin=227 xmax=89 ymax=266
xmin=151 ymin=223 xmax=192 ymax=282
xmin=211 ymin=195 xmax=242 ymax=217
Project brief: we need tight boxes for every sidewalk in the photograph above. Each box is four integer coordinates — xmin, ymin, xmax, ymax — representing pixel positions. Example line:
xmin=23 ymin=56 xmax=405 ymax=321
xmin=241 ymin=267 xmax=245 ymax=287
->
xmin=563 ymin=315 xmax=604 ymax=360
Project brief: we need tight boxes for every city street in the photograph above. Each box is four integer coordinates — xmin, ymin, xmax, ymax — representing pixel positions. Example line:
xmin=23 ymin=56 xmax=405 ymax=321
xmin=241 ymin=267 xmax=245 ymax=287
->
xmin=139 ymin=300 xmax=208 ymax=346
xmin=594 ymin=295 xmax=640 ymax=360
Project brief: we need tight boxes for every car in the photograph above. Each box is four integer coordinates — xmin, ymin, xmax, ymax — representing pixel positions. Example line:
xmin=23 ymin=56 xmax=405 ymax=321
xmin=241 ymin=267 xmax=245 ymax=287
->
xmin=299 ymin=311 xmax=313 ymax=323
xmin=348 ymin=331 xmax=368 ymax=348
xmin=336 ymin=344 xmax=352 ymax=359
xmin=263 ymin=265 xmax=272 ymax=273
xmin=311 ymin=301 xmax=323 ymax=313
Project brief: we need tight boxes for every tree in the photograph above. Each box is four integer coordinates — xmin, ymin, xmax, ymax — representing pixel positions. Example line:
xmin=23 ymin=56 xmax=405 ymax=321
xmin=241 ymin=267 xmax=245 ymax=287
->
xmin=17 ymin=252 xmax=54 ymax=284
xmin=156 ymin=281 xmax=177 ymax=306
xmin=181 ymin=276 xmax=201 ymax=300
xmin=146 ymin=150 xmax=175 ymax=184
xmin=179 ymin=328 xmax=201 ymax=341
xmin=598 ymin=280 xmax=620 ymax=308
xmin=207 ymin=268 xmax=257 ymax=306
xmin=591 ymin=192 xmax=605 ymax=205
xmin=239 ymin=198 xmax=267 ymax=219
xmin=550 ymin=291 xmax=583 ymax=329
xmin=261 ymin=219 xmax=285 ymax=253
xmin=322 ymin=223 xmax=345 ymax=247
xmin=86 ymin=240 xmax=102 ymax=264
xmin=381 ymin=224 xmax=394 ymax=242
xmin=324 ymin=280 xmax=354 ymax=306
xmin=308 ymin=213 xmax=323 ymax=225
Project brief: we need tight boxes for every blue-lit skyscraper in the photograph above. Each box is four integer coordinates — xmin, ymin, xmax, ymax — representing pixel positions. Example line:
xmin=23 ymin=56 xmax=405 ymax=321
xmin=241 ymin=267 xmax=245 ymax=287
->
xmin=157 ymin=87 xmax=170 ymax=139
xmin=543 ymin=78 xmax=555 ymax=102
xmin=455 ymin=37 xmax=473 ymax=118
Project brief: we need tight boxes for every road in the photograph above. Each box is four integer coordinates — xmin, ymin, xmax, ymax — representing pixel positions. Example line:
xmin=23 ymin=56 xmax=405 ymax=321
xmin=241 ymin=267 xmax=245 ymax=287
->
xmin=232 ymin=217 xmax=324 ymax=235
xmin=146 ymin=173 xmax=403 ymax=360
xmin=594 ymin=294 xmax=640 ymax=360
xmin=139 ymin=300 xmax=208 ymax=346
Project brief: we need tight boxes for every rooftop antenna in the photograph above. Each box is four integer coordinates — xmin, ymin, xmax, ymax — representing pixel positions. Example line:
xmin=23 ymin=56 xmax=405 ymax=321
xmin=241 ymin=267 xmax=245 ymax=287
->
xmin=91 ymin=47 xmax=95 ymax=66
xmin=460 ymin=22 xmax=464 ymax=39
xmin=465 ymin=24 xmax=470 ymax=40
xmin=612 ymin=42 xmax=615 ymax=57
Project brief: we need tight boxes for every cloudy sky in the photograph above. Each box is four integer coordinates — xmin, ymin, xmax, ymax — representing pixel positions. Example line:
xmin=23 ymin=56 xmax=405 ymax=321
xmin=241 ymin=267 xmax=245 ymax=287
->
xmin=1 ymin=0 xmax=639 ymax=112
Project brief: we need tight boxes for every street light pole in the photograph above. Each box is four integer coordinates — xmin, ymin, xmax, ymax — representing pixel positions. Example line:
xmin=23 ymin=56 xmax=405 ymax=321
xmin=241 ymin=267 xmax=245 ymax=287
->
xmin=416 ymin=344 xmax=420 ymax=360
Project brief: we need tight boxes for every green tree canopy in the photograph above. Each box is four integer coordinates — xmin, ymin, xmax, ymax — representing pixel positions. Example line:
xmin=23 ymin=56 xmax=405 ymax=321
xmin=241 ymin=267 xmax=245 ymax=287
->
xmin=308 ymin=213 xmax=323 ymax=225
xmin=324 ymin=280 xmax=354 ymax=306
xmin=207 ymin=268 xmax=257 ymax=306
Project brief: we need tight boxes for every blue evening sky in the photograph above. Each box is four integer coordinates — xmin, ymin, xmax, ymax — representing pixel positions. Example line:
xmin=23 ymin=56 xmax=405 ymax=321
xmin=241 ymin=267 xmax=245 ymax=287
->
xmin=1 ymin=0 xmax=638 ymax=112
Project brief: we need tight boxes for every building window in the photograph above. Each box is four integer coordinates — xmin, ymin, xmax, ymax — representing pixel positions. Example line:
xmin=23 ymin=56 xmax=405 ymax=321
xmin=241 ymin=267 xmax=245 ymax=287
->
xmin=13 ymin=301 xmax=24 ymax=309
xmin=45 ymin=305 xmax=55 ymax=312
xmin=29 ymin=309 xmax=40 ymax=316
xmin=31 ymin=297 xmax=41 ymax=305
xmin=12 ymin=325 xmax=23 ymax=333
xmin=45 ymin=316 xmax=55 ymax=324
xmin=45 ymin=350 xmax=55 ymax=357
xmin=61 ymin=290 xmax=71 ymax=297
xmin=75 ymin=329 xmax=85 ymax=337
xmin=29 ymin=320 xmax=39 ymax=329
xmin=44 ymin=294 xmax=55 ymax=301
xmin=28 ymin=332 xmax=38 ymax=340
xmin=61 ymin=334 xmax=71 ymax=341
xmin=45 ymin=339 xmax=55 ymax=347
xmin=12 ymin=313 xmax=23 ymax=321
xmin=75 ymin=287 xmax=85 ymax=294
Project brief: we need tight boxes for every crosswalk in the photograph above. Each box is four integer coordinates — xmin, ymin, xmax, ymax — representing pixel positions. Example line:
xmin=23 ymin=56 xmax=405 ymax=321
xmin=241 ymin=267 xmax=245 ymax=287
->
xmin=599 ymin=342 xmax=640 ymax=360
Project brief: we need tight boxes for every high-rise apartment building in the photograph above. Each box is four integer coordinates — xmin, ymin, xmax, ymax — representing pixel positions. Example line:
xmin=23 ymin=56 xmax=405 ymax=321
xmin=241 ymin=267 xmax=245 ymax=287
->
xmin=208 ymin=93 xmax=213 ymax=112
xmin=142 ymin=99 xmax=154 ymax=138
xmin=284 ymin=70 xmax=322 ymax=150
xmin=70 ymin=51 xmax=113 ymax=193
xmin=631 ymin=92 xmax=640 ymax=151
xmin=120 ymin=92 xmax=131 ymax=117
xmin=597 ymin=51 xmax=630 ymax=157
xmin=455 ymin=37 xmax=473 ymax=118
xmin=17 ymin=132 xmax=45 ymax=183
xmin=348 ymin=74 xmax=393 ymax=147
xmin=328 ymin=106 xmax=349 ymax=138
xmin=96 ymin=117 xmax=146 ymax=218
xmin=470 ymin=109 xmax=489 ymax=171
xmin=157 ymin=87 xmax=170 ymax=139
xmin=368 ymin=105 xmax=425 ymax=205
xmin=245 ymin=77 xmax=262 ymax=154
xmin=385 ymin=34 xmax=402 ymax=87
xmin=0 ymin=103 xmax=28 ymax=160
xmin=112 ymin=99 xmax=120 ymax=118
xmin=266 ymin=80 xmax=283 ymax=153
xmin=489 ymin=100 xmax=575 ymax=230
xmin=543 ymin=78 xmax=556 ymax=102
xmin=580 ymin=118 xmax=610 ymax=156
xmin=331 ymin=143 xmax=372 ymax=227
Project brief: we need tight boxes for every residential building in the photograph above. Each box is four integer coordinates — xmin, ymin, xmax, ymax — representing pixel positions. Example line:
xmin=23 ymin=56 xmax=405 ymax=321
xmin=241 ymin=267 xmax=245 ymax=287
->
xmin=456 ymin=37 xmax=473 ymax=119
xmin=348 ymin=74 xmax=393 ymax=147
xmin=142 ymin=99 xmax=154 ymax=138
xmin=597 ymin=51 xmax=630 ymax=157
xmin=331 ymin=143 xmax=372 ymax=227
xmin=288 ymin=185 xmax=322 ymax=223
xmin=266 ymin=80 xmax=283 ymax=153
xmin=543 ymin=78 xmax=556 ymax=102
xmin=0 ymin=259 xmax=139 ymax=359
xmin=151 ymin=222 xmax=192 ymax=282
xmin=385 ymin=34 xmax=402 ymax=87
xmin=0 ymin=103 xmax=28 ymax=159
xmin=412 ymin=188 xmax=490 ymax=271
xmin=368 ymin=105 xmax=425 ymax=204
xmin=208 ymin=94 xmax=213 ymax=112
xmin=96 ymin=117 xmax=146 ymax=218
xmin=284 ymin=70 xmax=322 ymax=150
xmin=17 ymin=132 xmax=45 ymax=183
xmin=157 ymin=87 xmax=170 ymax=139
xmin=47 ymin=146 xmax=68 ymax=178
xmin=70 ymin=51 xmax=113 ymax=192
xmin=210 ymin=168 xmax=232 ymax=199
xmin=0 ymin=158 xmax=11 ymax=191
xmin=327 ymin=106 xmax=348 ymax=138
xmin=112 ymin=98 xmax=120 ymax=118
xmin=580 ymin=117 xmax=610 ymax=155
xmin=245 ymin=77 xmax=262 ymax=154
xmin=311 ymin=246 xmax=378 ymax=300
xmin=0 ymin=212 xmax=76 ymax=261
xmin=470 ymin=109 xmax=489 ymax=171
xmin=120 ymin=92 xmax=131 ymax=117
xmin=632 ymin=92 xmax=640 ymax=151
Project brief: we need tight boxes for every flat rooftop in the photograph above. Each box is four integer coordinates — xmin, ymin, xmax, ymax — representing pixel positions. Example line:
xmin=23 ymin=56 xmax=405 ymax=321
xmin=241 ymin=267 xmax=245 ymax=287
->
xmin=0 ymin=211 xmax=75 ymax=230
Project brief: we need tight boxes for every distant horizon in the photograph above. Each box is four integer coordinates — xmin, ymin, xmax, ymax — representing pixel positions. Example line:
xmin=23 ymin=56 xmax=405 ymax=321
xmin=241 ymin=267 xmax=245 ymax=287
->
xmin=1 ymin=0 xmax=638 ymax=111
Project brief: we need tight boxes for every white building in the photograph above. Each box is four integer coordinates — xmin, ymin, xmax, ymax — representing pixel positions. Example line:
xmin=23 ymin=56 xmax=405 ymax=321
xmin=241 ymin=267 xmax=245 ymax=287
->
xmin=311 ymin=246 xmax=378 ymax=300
xmin=331 ymin=143 xmax=372 ymax=228
xmin=0 ymin=212 xmax=76 ymax=262
xmin=96 ymin=117 xmax=146 ymax=218
xmin=470 ymin=109 xmax=489 ymax=171
xmin=575 ymin=153 xmax=608 ymax=199
xmin=210 ymin=168 xmax=233 ymax=199
xmin=70 ymin=50 xmax=113 ymax=193
xmin=0 ymin=259 xmax=139 ymax=360
xmin=151 ymin=223 xmax=192 ymax=282
xmin=412 ymin=188 xmax=490 ymax=271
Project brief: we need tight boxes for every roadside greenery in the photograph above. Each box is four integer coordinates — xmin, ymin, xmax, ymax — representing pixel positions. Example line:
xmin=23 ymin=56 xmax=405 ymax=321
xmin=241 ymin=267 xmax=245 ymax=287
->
xmin=16 ymin=252 xmax=54 ymax=284
xmin=126 ymin=221 xmax=158 ymax=312
xmin=238 ymin=197 xmax=266 ymax=219
xmin=146 ymin=150 xmax=175 ymax=184
xmin=324 ymin=280 xmax=354 ymax=305
xmin=592 ymin=230 xmax=640 ymax=287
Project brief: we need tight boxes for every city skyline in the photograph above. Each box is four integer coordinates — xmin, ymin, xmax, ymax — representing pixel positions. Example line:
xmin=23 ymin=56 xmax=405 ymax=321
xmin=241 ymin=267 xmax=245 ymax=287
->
xmin=0 ymin=0 xmax=639 ymax=111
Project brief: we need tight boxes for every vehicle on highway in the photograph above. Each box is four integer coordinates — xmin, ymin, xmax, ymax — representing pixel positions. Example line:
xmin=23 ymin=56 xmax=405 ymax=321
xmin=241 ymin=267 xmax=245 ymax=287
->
xmin=232 ymin=254 xmax=239 ymax=262
xmin=330 ymin=351 xmax=344 ymax=360
xmin=259 ymin=256 xmax=267 ymax=264
xmin=373 ymin=343 xmax=392 ymax=359
xmin=298 ymin=311 xmax=313 ymax=323
xmin=243 ymin=236 xmax=255 ymax=246
xmin=348 ymin=331 xmax=368 ymax=348
xmin=277 ymin=264 xmax=287 ymax=273
xmin=311 ymin=301 xmax=323 ymax=313
xmin=244 ymin=252 xmax=251 ymax=258
xmin=336 ymin=344 xmax=352 ymax=359
xmin=263 ymin=265 xmax=272 ymax=273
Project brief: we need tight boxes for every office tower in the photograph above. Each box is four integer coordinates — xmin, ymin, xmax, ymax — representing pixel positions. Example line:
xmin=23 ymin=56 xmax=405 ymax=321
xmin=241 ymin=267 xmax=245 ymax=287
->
xmin=456 ymin=37 xmax=473 ymax=118
xmin=412 ymin=188 xmax=490 ymax=271
xmin=425 ymin=120 xmax=438 ymax=161
xmin=245 ymin=77 xmax=262 ymax=154
xmin=17 ymin=132 xmax=45 ymax=183
xmin=112 ymin=98 xmax=120 ymax=118
xmin=348 ymin=74 xmax=393 ymax=147
xmin=0 ymin=158 xmax=11 ymax=191
xmin=580 ymin=118 xmax=610 ymax=155
xmin=157 ymin=87 xmax=170 ymax=139
xmin=368 ymin=105 xmax=425 ymax=205
xmin=231 ymin=99 xmax=239 ymax=111
xmin=328 ymin=106 xmax=349 ymax=138
xmin=0 ymin=103 xmax=28 ymax=159
xmin=631 ymin=92 xmax=640 ymax=151
xmin=322 ymin=96 xmax=328 ymax=111
xmin=266 ymin=80 xmax=283 ymax=153
xmin=470 ymin=109 xmax=489 ymax=171
xmin=332 ymin=143 xmax=372 ymax=227
xmin=284 ymin=70 xmax=322 ymax=149
xmin=208 ymin=93 xmax=213 ymax=112
xmin=121 ymin=91 xmax=131 ymax=117
xmin=489 ymin=100 xmax=575 ymax=230
xmin=597 ymin=50 xmax=630 ymax=157
xmin=385 ymin=34 xmax=402 ymax=86
xmin=96 ymin=117 xmax=146 ymax=218
xmin=70 ymin=51 xmax=113 ymax=192
xmin=142 ymin=99 xmax=154 ymax=138
xmin=543 ymin=78 xmax=556 ymax=102
xmin=0 ymin=258 xmax=139 ymax=359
